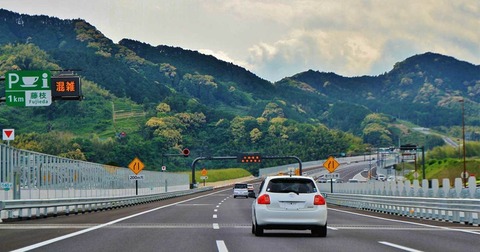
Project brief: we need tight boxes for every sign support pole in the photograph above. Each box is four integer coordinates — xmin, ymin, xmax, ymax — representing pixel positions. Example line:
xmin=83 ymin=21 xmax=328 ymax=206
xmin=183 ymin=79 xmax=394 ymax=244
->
xmin=136 ymin=180 xmax=138 ymax=195
xmin=330 ymin=178 xmax=333 ymax=193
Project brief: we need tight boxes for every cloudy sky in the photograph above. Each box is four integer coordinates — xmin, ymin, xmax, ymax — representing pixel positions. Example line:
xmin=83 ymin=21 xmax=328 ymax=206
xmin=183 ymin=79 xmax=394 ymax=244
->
xmin=1 ymin=0 xmax=479 ymax=82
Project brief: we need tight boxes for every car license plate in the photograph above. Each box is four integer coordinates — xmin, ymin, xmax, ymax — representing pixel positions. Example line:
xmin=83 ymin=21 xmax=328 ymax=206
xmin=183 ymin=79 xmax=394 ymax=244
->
xmin=280 ymin=201 xmax=304 ymax=210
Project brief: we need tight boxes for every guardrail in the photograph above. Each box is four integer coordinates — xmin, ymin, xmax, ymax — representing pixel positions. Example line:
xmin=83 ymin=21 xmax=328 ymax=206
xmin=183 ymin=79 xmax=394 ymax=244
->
xmin=325 ymin=193 xmax=480 ymax=225
xmin=318 ymin=177 xmax=480 ymax=199
xmin=0 ymin=187 xmax=213 ymax=221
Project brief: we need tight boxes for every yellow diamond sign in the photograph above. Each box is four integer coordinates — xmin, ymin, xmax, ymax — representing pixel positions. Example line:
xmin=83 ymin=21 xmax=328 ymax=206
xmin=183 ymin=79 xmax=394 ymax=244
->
xmin=323 ymin=156 xmax=340 ymax=173
xmin=128 ymin=157 xmax=145 ymax=175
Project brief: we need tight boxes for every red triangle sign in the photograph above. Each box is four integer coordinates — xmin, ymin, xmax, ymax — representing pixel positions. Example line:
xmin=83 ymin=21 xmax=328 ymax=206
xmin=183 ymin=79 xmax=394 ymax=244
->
xmin=4 ymin=130 xmax=12 ymax=138
xmin=3 ymin=129 xmax=14 ymax=140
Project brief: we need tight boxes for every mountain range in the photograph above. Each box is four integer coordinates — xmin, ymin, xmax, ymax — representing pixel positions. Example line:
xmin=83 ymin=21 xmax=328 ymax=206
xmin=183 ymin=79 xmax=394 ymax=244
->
xmin=0 ymin=9 xmax=479 ymax=171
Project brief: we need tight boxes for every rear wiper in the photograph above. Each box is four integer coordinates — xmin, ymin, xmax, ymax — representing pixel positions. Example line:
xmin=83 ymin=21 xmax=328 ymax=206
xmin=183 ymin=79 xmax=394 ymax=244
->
xmin=286 ymin=190 xmax=299 ymax=195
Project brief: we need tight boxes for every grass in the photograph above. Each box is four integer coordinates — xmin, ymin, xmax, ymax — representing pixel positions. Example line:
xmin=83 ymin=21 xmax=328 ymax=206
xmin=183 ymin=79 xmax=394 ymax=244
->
xmin=402 ymin=158 xmax=480 ymax=186
xmin=183 ymin=168 xmax=252 ymax=183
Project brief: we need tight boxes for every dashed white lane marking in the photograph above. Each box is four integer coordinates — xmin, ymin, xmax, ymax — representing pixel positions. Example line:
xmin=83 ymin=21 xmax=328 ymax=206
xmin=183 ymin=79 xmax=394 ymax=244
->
xmin=213 ymin=223 xmax=220 ymax=229
xmin=379 ymin=241 xmax=423 ymax=252
xmin=213 ymin=214 xmax=218 ymax=219
xmin=216 ymin=240 xmax=228 ymax=252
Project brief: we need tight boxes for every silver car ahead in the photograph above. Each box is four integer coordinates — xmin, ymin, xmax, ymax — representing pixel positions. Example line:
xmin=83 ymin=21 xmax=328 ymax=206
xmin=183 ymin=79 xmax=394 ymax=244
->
xmin=251 ymin=175 xmax=328 ymax=237
xmin=233 ymin=183 xmax=249 ymax=198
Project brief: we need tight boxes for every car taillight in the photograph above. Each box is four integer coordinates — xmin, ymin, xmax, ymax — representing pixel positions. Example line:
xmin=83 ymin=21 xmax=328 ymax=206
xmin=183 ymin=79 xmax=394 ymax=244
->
xmin=257 ymin=194 xmax=271 ymax=205
xmin=314 ymin=195 xmax=326 ymax=205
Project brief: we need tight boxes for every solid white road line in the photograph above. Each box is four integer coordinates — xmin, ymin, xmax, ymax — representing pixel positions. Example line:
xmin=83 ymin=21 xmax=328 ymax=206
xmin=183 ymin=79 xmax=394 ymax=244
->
xmin=379 ymin=241 xmax=423 ymax=252
xmin=216 ymin=240 xmax=228 ymax=252
xmin=330 ymin=208 xmax=480 ymax=235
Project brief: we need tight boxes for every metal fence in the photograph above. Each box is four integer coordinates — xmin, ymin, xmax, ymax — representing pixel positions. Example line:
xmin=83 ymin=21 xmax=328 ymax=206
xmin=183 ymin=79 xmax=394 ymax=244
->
xmin=0 ymin=143 xmax=189 ymax=201
xmin=318 ymin=176 xmax=480 ymax=199
xmin=325 ymin=193 xmax=480 ymax=225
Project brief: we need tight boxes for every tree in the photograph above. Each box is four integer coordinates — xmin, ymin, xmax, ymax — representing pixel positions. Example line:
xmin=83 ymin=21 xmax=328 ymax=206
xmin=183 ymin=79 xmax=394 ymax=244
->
xmin=250 ymin=128 xmax=263 ymax=143
xmin=262 ymin=102 xmax=285 ymax=120
xmin=156 ymin=103 xmax=171 ymax=114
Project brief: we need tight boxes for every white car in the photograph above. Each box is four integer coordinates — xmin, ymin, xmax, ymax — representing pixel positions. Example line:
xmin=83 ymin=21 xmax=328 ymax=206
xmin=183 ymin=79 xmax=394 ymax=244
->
xmin=376 ymin=174 xmax=386 ymax=181
xmin=251 ymin=175 xmax=328 ymax=237
xmin=233 ymin=183 xmax=249 ymax=198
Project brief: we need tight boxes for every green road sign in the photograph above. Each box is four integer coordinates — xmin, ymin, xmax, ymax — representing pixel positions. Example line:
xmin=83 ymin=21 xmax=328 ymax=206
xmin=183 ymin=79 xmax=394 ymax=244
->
xmin=5 ymin=70 xmax=52 ymax=106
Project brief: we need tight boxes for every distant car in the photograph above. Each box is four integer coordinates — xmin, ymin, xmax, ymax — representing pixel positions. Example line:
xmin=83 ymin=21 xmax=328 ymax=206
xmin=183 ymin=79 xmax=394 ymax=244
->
xmin=233 ymin=183 xmax=249 ymax=198
xmin=377 ymin=174 xmax=386 ymax=181
xmin=247 ymin=184 xmax=255 ymax=198
xmin=251 ymin=175 xmax=328 ymax=237
xmin=348 ymin=178 xmax=359 ymax=183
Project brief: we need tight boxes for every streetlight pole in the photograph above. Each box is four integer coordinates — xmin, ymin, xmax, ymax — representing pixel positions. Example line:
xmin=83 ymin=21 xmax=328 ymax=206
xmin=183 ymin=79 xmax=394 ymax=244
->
xmin=460 ymin=99 xmax=467 ymax=187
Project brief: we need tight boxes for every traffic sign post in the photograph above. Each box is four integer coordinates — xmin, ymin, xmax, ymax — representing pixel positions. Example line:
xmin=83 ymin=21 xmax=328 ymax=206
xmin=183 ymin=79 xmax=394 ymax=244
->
xmin=129 ymin=175 xmax=145 ymax=180
xmin=324 ymin=173 xmax=340 ymax=179
xmin=201 ymin=168 xmax=208 ymax=186
xmin=51 ymin=76 xmax=82 ymax=100
xmin=237 ymin=153 xmax=262 ymax=163
xmin=323 ymin=156 xmax=340 ymax=193
xmin=128 ymin=157 xmax=145 ymax=195
xmin=5 ymin=70 xmax=52 ymax=107
xmin=2 ymin=129 xmax=15 ymax=143
xmin=323 ymin=156 xmax=340 ymax=173
xmin=400 ymin=145 xmax=426 ymax=180
xmin=128 ymin=157 xmax=145 ymax=175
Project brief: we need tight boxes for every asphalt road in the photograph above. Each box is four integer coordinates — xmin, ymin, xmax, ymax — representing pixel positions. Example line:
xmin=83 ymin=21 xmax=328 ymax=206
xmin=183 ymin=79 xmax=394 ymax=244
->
xmin=1 ymin=187 xmax=479 ymax=252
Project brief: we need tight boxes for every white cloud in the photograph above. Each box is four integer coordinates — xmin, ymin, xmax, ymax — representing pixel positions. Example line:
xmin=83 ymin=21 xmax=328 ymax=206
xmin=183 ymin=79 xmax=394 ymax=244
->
xmin=237 ymin=0 xmax=480 ymax=80
xmin=1 ymin=0 xmax=478 ymax=82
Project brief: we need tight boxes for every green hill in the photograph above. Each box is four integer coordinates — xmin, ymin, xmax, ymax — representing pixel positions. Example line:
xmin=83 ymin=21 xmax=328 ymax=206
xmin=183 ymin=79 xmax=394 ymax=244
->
xmin=0 ymin=9 xmax=479 ymax=174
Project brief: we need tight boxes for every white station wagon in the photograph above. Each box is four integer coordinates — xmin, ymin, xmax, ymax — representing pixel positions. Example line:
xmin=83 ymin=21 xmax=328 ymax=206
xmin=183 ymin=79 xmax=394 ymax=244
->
xmin=251 ymin=175 xmax=328 ymax=237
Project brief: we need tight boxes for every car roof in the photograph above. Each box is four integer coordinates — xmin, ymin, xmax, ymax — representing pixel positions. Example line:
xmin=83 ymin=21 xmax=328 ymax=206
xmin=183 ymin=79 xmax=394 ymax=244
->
xmin=265 ymin=175 xmax=315 ymax=180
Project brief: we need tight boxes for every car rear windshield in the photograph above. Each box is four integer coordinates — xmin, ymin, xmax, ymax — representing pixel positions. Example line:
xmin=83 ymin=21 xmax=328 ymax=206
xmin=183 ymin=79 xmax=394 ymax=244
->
xmin=266 ymin=178 xmax=316 ymax=193
xmin=234 ymin=184 xmax=248 ymax=189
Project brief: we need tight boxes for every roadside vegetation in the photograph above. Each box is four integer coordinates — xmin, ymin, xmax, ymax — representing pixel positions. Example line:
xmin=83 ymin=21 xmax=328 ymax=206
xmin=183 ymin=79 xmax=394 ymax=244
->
xmin=400 ymin=142 xmax=480 ymax=184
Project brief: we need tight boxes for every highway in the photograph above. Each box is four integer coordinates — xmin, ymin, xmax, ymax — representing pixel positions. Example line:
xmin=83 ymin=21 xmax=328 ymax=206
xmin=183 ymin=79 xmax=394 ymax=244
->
xmin=1 ymin=187 xmax=479 ymax=252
